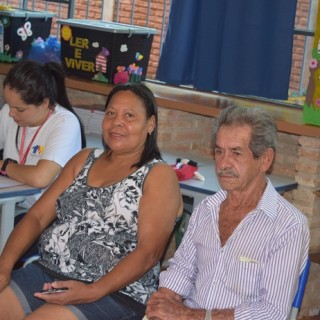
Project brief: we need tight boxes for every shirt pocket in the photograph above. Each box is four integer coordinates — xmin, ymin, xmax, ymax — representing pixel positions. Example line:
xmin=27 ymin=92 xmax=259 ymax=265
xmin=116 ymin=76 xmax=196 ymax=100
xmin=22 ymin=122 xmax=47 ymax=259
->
xmin=224 ymin=257 xmax=261 ymax=298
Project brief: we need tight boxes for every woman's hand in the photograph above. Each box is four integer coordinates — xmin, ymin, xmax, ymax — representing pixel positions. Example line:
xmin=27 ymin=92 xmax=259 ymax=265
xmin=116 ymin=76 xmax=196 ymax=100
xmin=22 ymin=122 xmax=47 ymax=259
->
xmin=34 ymin=280 xmax=98 ymax=305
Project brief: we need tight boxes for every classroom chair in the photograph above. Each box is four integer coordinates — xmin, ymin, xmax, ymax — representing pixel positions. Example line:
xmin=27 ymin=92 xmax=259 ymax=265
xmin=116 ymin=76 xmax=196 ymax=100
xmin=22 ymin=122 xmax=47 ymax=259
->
xmin=289 ymin=257 xmax=311 ymax=320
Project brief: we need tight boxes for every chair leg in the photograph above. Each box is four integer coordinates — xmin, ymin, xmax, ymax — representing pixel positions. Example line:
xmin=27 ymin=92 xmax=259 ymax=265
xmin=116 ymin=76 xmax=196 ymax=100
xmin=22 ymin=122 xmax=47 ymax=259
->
xmin=289 ymin=307 xmax=299 ymax=320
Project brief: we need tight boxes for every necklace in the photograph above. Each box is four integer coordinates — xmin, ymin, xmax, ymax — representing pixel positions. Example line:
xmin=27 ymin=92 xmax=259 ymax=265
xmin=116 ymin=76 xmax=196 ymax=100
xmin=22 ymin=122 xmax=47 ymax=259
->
xmin=18 ymin=110 xmax=52 ymax=164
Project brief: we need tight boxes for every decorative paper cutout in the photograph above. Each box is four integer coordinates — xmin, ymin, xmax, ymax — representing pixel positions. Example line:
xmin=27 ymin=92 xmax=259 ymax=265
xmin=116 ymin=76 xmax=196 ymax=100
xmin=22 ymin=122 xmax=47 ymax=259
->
xmin=113 ymin=66 xmax=129 ymax=84
xmin=120 ymin=44 xmax=128 ymax=52
xmin=17 ymin=21 xmax=32 ymax=41
xmin=95 ymin=47 xmax=109 ymax=73
xmin=61 ymin=25 xmax=72 ymax=41
xmin=92 ymin=47 xmax=110 ymax=83
xmin=135 ymin=52 xmax=143 ymax=61
xmin=1 ymin=17 xmax=10 ymax=28
xmin=15 ymin=49 xmax=23 ymax=60
xmin=128 ymin=63 xmax=143 ymax=83
xmin=303 ymin=8 xmax=320 ymax=126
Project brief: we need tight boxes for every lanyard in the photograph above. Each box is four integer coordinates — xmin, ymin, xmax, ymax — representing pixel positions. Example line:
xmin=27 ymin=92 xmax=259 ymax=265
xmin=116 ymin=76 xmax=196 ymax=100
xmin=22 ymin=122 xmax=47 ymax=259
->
xmin=18 ymin=110 xmax=52 ymax=164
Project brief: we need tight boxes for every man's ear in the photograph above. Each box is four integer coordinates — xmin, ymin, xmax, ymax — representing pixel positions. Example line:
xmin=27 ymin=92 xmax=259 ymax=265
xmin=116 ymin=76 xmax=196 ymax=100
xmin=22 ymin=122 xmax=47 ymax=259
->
xmin=261 ymin=148 xmax=275 ymax=173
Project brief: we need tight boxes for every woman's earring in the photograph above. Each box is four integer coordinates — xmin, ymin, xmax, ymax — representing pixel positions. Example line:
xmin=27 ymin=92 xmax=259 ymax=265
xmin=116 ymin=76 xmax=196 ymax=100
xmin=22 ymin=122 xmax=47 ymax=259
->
xmin=148 ymin=132 xmax=152 ymax=136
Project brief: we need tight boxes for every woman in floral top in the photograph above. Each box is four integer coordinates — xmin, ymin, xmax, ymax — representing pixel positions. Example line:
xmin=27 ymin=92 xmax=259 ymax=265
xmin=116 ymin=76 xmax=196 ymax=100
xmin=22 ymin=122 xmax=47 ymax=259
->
xmin=0 ymin=83 xmax=183 ymax=320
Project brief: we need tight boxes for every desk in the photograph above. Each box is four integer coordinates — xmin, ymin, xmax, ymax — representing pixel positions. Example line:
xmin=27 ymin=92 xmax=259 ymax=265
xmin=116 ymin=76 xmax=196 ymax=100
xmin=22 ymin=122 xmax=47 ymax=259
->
xmin=85 ymin=133 xmax=298 ymax=208
xmin=162 ymin=150 xmax=298 ymax=208
xmin=0 ymin=180 xmax=41 ymax=253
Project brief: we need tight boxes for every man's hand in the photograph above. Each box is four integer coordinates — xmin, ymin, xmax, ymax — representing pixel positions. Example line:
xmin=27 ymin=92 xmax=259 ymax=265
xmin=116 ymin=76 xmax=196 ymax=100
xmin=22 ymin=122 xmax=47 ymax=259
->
xmin=146 ymin=288 xmax=204 ymax=320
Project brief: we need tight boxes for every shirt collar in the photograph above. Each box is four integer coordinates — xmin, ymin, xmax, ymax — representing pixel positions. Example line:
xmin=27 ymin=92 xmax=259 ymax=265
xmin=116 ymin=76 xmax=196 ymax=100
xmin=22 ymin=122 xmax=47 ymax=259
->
xmin=254 ymin=177 xmax=278 ymax=220
xmin=211 ymin=178 xmax=278 ymax=220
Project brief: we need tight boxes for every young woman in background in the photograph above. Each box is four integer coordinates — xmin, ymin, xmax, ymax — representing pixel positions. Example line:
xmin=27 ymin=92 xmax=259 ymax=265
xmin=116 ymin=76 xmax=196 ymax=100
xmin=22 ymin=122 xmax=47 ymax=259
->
xmin=0 ymin=60 xmax=86 ymax=208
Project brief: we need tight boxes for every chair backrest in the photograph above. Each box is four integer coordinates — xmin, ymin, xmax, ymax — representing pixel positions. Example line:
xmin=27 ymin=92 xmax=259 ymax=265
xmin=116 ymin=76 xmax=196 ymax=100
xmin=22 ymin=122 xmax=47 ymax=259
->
xmin=23 ymin=254 xmax=40 ymax=268
xmin=289 ymin=257 xmax=311 ymax=320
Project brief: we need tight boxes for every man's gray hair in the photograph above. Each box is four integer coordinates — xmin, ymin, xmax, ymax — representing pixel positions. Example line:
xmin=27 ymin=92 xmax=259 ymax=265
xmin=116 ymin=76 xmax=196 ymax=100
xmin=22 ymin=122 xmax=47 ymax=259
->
xmin=212 ymin=105 xmax=278 ymax=159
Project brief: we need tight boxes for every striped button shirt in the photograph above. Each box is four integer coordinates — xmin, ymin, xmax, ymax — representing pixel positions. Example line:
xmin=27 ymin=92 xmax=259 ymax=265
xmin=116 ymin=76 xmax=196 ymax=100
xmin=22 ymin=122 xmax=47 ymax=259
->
xmin=160 ymin=179 xmax=310 ymax=319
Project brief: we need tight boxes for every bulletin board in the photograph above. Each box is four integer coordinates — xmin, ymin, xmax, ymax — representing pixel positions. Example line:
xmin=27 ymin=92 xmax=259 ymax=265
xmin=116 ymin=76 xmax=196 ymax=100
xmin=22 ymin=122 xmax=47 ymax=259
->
xmin=303 ymin=7 xmax=320 ymax=126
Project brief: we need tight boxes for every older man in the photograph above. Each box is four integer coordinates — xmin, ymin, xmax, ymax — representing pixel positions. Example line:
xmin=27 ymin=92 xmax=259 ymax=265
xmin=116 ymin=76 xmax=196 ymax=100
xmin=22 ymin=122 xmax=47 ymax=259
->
xmin=146 ymin=105 xmax=309 ymax=320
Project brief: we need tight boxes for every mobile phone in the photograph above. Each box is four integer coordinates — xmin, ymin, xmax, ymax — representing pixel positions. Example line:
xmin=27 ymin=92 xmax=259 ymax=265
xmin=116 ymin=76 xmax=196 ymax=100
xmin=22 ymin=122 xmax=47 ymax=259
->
xmin=40 ymin=287 xmax=68 ymax=294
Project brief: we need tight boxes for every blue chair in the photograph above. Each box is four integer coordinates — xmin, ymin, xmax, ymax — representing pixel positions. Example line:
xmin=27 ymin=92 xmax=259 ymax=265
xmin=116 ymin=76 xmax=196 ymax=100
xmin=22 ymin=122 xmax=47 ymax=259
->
xmin=289 ymin=257 xmax=311 ymax=320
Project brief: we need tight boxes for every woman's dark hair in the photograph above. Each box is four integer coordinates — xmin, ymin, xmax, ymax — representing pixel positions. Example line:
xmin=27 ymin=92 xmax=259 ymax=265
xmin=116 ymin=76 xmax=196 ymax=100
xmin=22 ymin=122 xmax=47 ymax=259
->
xmin=3 ymin=60 xmax=86 ymax=148
xmin=104 ymin=83 xmax=161 ymax=168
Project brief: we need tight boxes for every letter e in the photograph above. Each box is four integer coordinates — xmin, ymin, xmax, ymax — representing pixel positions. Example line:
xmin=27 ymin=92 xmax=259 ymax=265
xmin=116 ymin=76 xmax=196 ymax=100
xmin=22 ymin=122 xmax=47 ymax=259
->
xmin=75 ymin=48 xmax=82 ymax=59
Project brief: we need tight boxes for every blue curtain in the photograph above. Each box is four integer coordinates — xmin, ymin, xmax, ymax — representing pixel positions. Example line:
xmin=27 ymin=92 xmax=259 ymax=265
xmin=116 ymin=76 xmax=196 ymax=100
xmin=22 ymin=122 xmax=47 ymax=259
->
xmin=157 ymin=0 xmax=298 ymax=99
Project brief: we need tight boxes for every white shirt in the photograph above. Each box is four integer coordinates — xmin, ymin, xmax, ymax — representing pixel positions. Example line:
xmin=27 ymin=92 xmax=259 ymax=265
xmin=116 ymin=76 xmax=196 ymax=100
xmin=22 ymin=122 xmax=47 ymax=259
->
xmin=0 ymin=103 xmax=82 ymax=207
xmin=160 ymin=179 xmax=310 ymax=319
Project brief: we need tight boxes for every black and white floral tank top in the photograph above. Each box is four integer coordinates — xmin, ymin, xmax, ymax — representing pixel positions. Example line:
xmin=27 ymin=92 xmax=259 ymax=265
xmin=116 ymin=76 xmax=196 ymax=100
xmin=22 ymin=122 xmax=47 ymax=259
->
xmin=38 ymin=148 xmax=163 ymax=304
